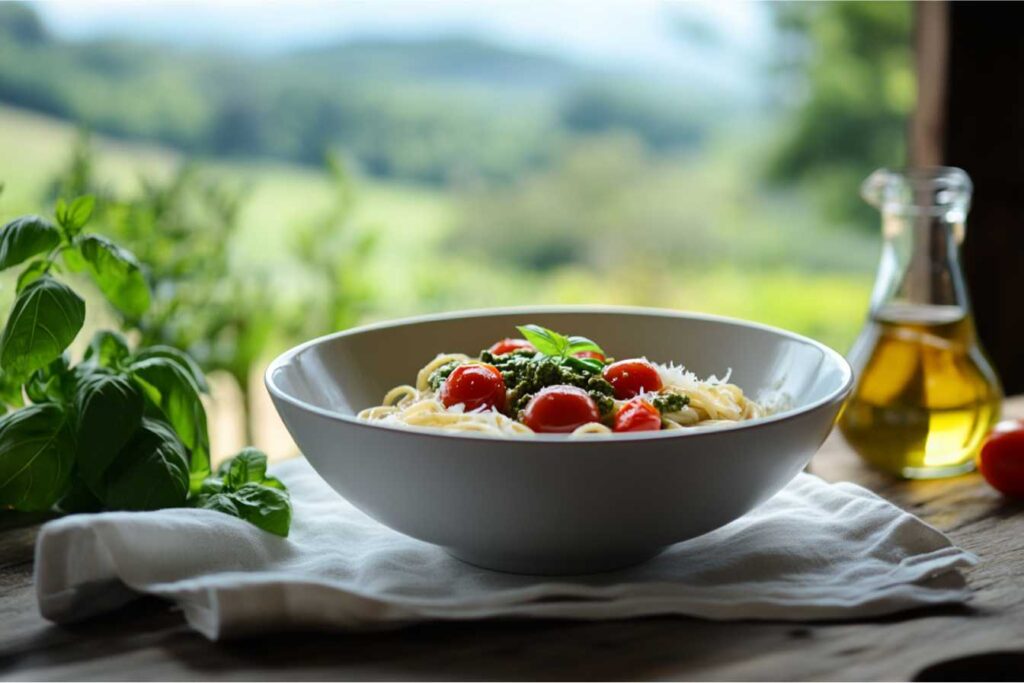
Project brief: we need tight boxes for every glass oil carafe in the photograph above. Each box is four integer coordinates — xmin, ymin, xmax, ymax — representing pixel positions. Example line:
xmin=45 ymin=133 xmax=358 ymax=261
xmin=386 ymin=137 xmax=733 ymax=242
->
xmin=839 ymin=167 xmax=1002 ymax=479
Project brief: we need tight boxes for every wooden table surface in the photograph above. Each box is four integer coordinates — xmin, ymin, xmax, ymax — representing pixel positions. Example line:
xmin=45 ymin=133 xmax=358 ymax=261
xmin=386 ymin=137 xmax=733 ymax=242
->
xmin=3 ymin=398 xmax=1024 ymax=682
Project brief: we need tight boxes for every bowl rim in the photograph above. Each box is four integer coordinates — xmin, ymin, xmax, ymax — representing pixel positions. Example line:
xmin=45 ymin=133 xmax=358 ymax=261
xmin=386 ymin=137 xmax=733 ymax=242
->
xmin=264 ymin=305 xmax=854 ymax=444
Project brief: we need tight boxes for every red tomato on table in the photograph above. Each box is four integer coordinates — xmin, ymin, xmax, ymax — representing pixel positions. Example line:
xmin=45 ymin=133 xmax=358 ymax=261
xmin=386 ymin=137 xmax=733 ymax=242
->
xmin=979 ymin=422 xmax=1024 ymax=497
xmin=573 ymin=350 xmax=606 ymax=362
xmin=614 ymin=398 xmax=662 ymax=432
xmin=522 ymin=385 xmax=600 ymax=433
xmin=440 ymin=364 xmax=507 ymax=412
xmin=488 ymin=338 xmax=535 ymax=355
xmin=602 ymin=358 xmax=662 ymax=399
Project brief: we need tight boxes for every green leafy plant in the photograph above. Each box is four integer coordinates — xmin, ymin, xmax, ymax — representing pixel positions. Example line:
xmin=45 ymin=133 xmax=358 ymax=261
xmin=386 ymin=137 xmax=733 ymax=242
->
xmin=193 ymin=448 xmax=291 ymax=537
xmin=0 ymin=199 xmax=291 ymax=536
xmin=516 ymin=324 xmax=605 ymax=373
xmin=47 ymin=140 xmax=372 ymax=446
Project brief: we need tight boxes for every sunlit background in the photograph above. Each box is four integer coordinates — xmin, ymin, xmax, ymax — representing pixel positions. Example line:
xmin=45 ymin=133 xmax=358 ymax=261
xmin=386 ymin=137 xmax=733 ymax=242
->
xmin=0 ymin=0 xmax=913 ymax=459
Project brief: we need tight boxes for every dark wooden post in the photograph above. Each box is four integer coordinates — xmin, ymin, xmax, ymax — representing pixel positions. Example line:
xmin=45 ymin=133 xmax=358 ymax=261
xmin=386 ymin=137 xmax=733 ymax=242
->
xmin=941 ymin=1 xmax=1024 ymax=394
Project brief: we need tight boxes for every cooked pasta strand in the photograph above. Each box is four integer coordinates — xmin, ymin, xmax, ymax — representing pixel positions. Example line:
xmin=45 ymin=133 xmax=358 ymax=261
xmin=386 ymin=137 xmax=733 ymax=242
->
xmin=358 ymin=348 xmax=765 ymax=436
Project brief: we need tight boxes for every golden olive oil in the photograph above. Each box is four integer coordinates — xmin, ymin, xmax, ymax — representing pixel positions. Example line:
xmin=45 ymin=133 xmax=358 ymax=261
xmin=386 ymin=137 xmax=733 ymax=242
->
xmin=839 ymin=304 xmax=1002 ymax=479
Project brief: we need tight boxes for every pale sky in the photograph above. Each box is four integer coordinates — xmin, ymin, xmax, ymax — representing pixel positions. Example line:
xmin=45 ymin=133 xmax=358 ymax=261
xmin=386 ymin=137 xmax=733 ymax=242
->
xmin=33 ymin=1 xmax=773 ymax=85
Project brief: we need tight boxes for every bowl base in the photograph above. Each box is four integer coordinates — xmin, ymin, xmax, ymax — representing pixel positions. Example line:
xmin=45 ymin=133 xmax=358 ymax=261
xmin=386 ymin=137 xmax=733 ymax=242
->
xmin=445 ymin=546 xmax=666 ymax=576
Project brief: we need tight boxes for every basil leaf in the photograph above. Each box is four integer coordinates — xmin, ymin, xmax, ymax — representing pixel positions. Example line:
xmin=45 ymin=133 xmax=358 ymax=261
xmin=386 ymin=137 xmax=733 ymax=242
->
xmin=0 ymin=277 xmax=85 ymax=380
xmin=0 ymin=216 xmax=62 ymax=271
xmin=203 ymin=483 xmax=291 ymax=537
xmin=25 ymin=354 xmax=74 ymax=405
xmin=566 ymin=335 xmax=604 ymax=356
xmin=129 ymin=357 xmax=210 ymax=491
xmin=132 ymin=345 xmax=209 ymax=393
xmin=0 ymin=403 xmax=74 ymax=511
xmin=82 ymin=330 xmax=132 ymax=371
xmin=57 ymin=473 xmax=104 ymax=513
xmin=55 ymin=195 xmax=95 ymax=236
xmin=564 ymin=355 xmax=604 ymax=374
xmin=0 ymin=370 xmax=24 ymax=414
xmin=71 ymin=235 xmax=150 ymax=318
xmin=195 ymin=491 xmax=240 ymax=517
xmin=197 ymin=476 xmax=225 ymax=496
xmin=261 ymin=475 xmax=286 ymax=490
xmin=75 ymin=371 xmax=144 ymax=492
xmin=516 ymin=324 xmax=568 ymax=357
xmin=101 ymin=418 xmax=189 ymax=511
xmin=220 ymin=447 xmax=269 ymax=489
xmin=16 ymin=259 xmax=51 ymax=293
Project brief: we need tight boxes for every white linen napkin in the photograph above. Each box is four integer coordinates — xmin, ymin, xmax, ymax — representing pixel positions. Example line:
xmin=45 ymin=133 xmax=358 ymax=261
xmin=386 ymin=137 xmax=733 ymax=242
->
xmin=35 ymin=457 xmax=977 ymax=640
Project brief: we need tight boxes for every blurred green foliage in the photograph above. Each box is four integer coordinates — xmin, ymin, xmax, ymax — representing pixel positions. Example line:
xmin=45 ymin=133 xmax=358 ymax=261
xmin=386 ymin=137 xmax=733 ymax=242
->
xmin=451 ymin=134 xmax=877 ymax=275
xmin=41 ymin=135 xmax=374 ymax=440
xmin=0 ymin=0 xmax=917 ymax=374
xmin=0 ymin=3 xmax=713 ymax=185
xmin=768 ymin=1 xmax=914 ymax=227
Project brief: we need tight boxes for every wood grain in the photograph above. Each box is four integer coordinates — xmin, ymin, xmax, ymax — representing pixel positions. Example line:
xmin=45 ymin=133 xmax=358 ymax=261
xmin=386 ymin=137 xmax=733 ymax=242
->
xmin=1 ymin=399 xmax=1023 ymax=681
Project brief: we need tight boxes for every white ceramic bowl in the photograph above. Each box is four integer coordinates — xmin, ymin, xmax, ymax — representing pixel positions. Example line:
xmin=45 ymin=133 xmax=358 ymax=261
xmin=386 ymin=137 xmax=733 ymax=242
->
xmin=266 ymin=307 xmax=852 ymax=575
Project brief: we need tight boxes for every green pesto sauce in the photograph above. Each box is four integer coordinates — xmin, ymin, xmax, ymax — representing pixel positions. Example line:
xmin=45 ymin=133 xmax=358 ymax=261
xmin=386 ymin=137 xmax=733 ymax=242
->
xmin=479 ymin=350 xmax=615 ymax=416
xmin=650 ymin=391 xmax=689 ymax=414
xmin=430 ymin=349 xmax=688 ymax=423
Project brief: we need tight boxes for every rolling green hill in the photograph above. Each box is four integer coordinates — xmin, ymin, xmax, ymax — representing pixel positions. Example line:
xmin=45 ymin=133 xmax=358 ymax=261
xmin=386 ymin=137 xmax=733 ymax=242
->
xmin=0 ymin=2 xmax=721 ymax=184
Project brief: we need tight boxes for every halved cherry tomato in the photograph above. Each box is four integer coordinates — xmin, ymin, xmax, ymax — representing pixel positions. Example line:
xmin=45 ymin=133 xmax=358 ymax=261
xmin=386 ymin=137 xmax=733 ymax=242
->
xmin=979 ymin=423 xmax=1024 ymax=497
xmin=602 ymin=358 xmax=662 ymax=399
xmin=614 ymin=398 xmax=662 ymax=432
xmin=992 ymin=418 xmax=1024 ymax=434
xmin=488 ymin=338 xmax=536 ymax=356
xmin=521 ymin=385 xmax=600 ymax=433
xmin=574 ymin=350 xmax=606 ymax=362
xmin=440 ymin=363 xmax=507 ymax=412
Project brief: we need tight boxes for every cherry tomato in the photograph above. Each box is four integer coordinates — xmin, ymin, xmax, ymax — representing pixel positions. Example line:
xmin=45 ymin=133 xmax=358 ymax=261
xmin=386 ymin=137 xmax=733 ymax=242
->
xmin=992 ymin=418 xmax=1024 ymax=434
xmin=614 ymin=398 xmax=662 ymax=432
xmin=440 ymin=363 xmax=507 ymax=412
xmin=602 ymin=358 xmax=662 ymax=399
xmin=978 ymin=424 xmax=1024 ymax=497
xmin=574 ymin=350 xmax=606 ymax=362
xmin=488 ymin=338 xmax=536 ymax=355
xmin=521 ymin=385 xmax=601 ymax=433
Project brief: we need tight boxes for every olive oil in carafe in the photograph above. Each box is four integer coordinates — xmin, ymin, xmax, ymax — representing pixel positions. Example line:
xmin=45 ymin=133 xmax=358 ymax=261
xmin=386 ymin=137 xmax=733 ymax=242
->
xmin=840 ymin=304 xmax=1001 ymax=478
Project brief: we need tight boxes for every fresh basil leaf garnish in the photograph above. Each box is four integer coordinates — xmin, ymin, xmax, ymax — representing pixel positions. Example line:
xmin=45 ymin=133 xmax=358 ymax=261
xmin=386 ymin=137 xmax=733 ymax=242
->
xmin=516 ymin=324 xmax=605 ymax=364
xmin=566 ymin=335 xmax=603 ymax=355
xmin=516 ymin=324 xmax=565 ymax=357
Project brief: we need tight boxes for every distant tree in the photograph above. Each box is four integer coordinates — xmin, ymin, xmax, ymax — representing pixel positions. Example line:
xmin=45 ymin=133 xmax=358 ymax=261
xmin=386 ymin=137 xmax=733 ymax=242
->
xmin=767 ymin=1 xmax=914 ymax=227
xmin=560 ymin=85 xmax=706 ymax=150
xmin=0 ymin=2 xmax=47 ymax=44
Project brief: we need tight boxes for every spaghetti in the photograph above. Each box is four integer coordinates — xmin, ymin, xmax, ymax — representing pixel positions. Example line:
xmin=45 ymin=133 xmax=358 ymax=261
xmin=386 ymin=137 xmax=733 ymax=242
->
xmin=357 ymin=324 xmax=764 ymax=437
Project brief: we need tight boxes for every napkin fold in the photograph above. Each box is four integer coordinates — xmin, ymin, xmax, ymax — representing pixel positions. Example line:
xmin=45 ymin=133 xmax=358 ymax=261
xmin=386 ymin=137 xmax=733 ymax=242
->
xmin=35 ymin=457 xmax=977 ymax=640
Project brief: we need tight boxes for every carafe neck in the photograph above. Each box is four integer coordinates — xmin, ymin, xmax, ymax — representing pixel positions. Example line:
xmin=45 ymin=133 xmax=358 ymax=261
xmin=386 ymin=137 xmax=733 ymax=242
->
xmin=862 ymin=167 xmax=973 ymax=321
